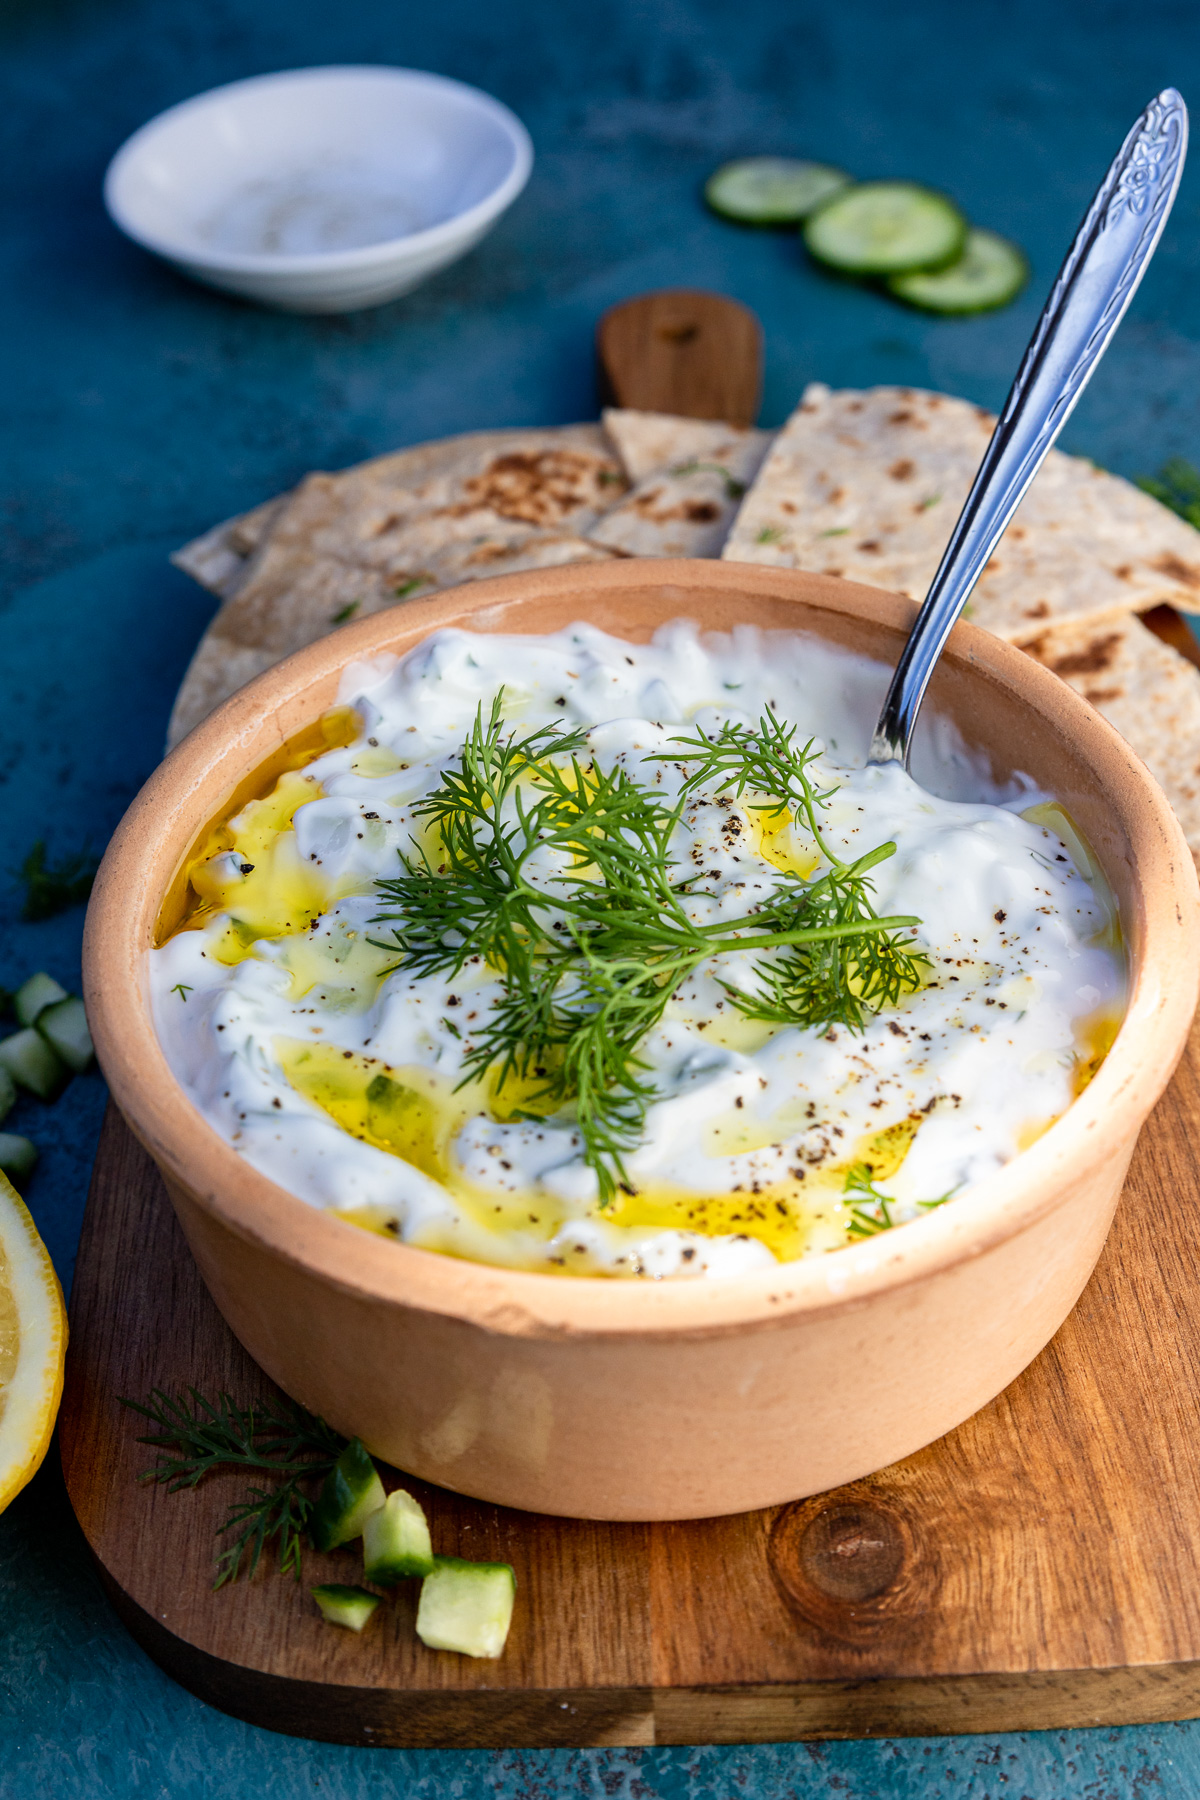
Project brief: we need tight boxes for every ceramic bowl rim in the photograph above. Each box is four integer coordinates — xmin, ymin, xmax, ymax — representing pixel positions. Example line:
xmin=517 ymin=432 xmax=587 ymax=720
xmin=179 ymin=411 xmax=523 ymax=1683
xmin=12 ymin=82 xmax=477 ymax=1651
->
xmin=102 ymin=64 xmax=534 ymax=276
xmin=82 ymin=559 xmax=1200 ymax=1343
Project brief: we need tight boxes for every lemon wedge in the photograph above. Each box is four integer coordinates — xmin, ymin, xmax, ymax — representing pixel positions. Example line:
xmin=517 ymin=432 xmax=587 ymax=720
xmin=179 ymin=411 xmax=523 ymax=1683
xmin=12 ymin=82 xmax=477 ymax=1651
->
xmin=0 ymin=1170 xmax=66 ymax=1513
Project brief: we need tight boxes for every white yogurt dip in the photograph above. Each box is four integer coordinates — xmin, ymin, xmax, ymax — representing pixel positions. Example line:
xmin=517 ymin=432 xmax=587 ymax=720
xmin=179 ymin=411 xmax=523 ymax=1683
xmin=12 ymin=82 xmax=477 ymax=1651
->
xmin=150 ymin=622 xmax=1125 ymax=1280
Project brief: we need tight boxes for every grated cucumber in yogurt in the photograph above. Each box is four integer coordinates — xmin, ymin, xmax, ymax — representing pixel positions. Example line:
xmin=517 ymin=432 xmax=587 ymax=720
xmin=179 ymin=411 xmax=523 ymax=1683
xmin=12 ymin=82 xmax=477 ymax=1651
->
xmin=150 ymin=622 xmax=1125 ymax=1280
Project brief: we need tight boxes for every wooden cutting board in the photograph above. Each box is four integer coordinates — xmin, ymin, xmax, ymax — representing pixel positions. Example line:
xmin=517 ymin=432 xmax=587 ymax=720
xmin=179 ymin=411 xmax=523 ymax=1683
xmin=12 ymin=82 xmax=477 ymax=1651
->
xmin=58 ymin=296 xmax=1200 ymax=1746
xmin=57 ymin=1013 xmax=1200 ymax=1749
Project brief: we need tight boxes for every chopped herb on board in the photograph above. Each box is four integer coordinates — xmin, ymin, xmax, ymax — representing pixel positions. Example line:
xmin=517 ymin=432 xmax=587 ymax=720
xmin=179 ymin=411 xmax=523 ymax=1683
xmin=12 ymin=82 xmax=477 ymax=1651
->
xmin=121 ymin=1389 xmax=517 ymax=1654
xmin=120 ymin=1387 xmax=346 ymax=1586
xmin=331 ymin=601 xmax=361 ymax=625
xmin=17 ymin=841 xmax=100 ymax=922
xmin=372 ymin=696 xmax=927 ymax=1205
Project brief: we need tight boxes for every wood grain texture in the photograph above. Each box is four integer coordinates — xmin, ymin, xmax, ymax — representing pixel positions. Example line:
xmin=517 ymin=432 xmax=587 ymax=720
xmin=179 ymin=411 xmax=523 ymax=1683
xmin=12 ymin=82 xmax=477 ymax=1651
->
xmin=60 ymin=1017 xmax=1200 ymax=1745
xmin=596 ymin=289 xmax=763 ymax=425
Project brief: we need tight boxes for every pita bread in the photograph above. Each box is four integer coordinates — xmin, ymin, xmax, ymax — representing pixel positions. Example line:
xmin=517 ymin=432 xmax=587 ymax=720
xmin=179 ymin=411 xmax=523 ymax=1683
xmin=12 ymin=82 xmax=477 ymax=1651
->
xmin=601 ymin=408 xmax=773 ymax=483
xmin=589 ymin=410 xmax=774 ymax=559
xmin=167 ymin=426 xmax=624 ymax=746
xmin=1022 ymin=613 xmax=1200 ymax=854
xmin=171 ymin=496 xmax=289 ymax=600
xmin=171 ymin=425 xmax=623 ymax=603
xmin=723 ymin=384 xmax=1200 ymax=641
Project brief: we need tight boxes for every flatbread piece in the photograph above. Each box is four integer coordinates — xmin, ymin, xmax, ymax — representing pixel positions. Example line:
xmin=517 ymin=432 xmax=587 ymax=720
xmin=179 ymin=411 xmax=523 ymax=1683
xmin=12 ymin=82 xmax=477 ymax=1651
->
xmin=168 ymin=427 xmax=625 ymax=745
xmin=1022 ymin=612 xmax=1200 ymax=855
xmin=590 ymin=410 xmax=774 ymax=559
xmin=723 ymin=384 xmax=1200 ymax=641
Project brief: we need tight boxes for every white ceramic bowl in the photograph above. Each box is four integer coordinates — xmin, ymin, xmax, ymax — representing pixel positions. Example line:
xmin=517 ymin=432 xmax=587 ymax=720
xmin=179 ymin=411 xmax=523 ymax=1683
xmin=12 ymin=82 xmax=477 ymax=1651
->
xmin=103 ymin=66 xmax=534 ymax=314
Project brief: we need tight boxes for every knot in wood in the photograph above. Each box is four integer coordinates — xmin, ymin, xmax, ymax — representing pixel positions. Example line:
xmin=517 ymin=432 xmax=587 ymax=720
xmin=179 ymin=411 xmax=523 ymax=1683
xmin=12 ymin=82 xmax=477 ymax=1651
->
xmin=769 ymin=1488 xmax=930 ymax=1646
xmin=800 ymin=1503 xmax=904 ymax=1603
xmin=656 ymin=320 xmax=700 ymax=346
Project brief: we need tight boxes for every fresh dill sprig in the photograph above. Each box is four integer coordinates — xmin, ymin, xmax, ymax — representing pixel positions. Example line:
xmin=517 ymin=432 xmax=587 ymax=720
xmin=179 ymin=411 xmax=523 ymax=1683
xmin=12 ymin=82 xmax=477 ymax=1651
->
xmin=17 ymin=840 xmax=100 ymax=922
xmin=372 ymin=695 xmax=700 ymax=1194
xmin=120 ymin=1387 xmax=345 ymax=1587
xmin=664 ymin=707 xmax=838 ymax=840
xmin=842 ymin=1162 xmax=954 ymax=1238
xmin=371 ymin=697 xmax=927 ymax=1204
xmin=665 ymin=714 xmax=928 ymax=1030
xmin=842 ymin=1162 xmax=900 ymax=1237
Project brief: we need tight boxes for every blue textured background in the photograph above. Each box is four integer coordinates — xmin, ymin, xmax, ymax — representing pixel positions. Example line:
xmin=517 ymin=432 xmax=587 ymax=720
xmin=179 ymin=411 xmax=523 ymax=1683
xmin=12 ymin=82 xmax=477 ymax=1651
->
xmin=4 ymin=0 xmax=1200 ymax=1792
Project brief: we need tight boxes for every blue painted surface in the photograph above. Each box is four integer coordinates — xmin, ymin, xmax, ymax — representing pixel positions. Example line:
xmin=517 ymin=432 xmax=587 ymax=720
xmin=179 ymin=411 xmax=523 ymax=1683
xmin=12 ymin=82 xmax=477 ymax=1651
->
xmin=3 ymin=0 xmax=1200 ymax=1791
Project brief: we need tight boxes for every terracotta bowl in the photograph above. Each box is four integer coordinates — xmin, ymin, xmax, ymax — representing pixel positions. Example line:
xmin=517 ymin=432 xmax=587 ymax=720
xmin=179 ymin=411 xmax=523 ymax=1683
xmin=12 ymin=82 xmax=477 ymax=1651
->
xmin=83 ymin=561 xmax=1200 ymax=1520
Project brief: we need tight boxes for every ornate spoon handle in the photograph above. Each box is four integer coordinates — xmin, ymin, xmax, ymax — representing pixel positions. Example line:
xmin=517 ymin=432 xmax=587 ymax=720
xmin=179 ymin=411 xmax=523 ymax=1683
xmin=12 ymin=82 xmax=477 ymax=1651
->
xmin=870 ymin=88 xmax=1189 ymax=768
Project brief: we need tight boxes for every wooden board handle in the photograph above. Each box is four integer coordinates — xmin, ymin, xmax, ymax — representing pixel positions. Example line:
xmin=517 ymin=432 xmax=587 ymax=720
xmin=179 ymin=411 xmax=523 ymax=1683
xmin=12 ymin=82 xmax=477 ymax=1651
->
xmin=596 ymin=289 xmax=763 ymax=426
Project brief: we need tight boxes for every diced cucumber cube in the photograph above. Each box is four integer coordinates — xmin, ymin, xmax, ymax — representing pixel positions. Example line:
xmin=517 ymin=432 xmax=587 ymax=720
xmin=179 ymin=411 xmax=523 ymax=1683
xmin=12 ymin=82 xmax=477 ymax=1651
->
xmin=14 ymin=973 xmax=68 ymax=1028
xmin=363 ymin=1488 xmax=435 ymax=1584
xmin=0 ymin=1028 xmax=69 ymax=1101
xmin=0 ymin=1067 xmax=15 ymax=1125
xmin=37 ymin=996 xmax=94 ymax=1073
xmin=310 ymin=1583 xmax=380 ymax=1632
xmin=0 ymin=1134 xmax=37 ymax=1183
xmin=416 ymin=1558 xmax=516 ymax=1659
xmin=309 ymin=1438 xmax=386 ymax=1552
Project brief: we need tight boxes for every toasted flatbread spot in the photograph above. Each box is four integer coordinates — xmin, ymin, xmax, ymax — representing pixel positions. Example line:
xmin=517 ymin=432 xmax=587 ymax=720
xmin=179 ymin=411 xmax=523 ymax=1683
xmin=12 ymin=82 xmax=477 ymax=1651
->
xmin=463 ymin=449 xmax=618 ymax=526
xmin=1153 ymin=552 xmax=1200 ymax=590
xmin=167 ymin=425 xmax=622 ymax=745
xmin=1039 ymin=632 xmax=1123 ymax=679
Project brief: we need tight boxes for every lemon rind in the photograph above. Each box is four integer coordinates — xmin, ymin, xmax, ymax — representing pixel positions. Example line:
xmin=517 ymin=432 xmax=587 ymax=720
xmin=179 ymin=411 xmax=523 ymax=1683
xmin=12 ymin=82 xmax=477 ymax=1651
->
xmin=0 ymin=1172 xmax=67 ymax=1513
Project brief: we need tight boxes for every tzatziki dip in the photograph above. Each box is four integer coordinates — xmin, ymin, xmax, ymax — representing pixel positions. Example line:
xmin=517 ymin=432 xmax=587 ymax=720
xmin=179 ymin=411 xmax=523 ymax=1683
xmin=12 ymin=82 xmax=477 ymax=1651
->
xmin=151 ymin=622 xmax=1125 ymax=1280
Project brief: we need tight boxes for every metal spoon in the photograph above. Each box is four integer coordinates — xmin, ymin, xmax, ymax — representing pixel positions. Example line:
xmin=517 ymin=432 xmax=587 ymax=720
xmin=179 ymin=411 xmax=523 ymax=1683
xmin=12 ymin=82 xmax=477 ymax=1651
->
xmin=869 ymin=88 xmax=1189 ymax=768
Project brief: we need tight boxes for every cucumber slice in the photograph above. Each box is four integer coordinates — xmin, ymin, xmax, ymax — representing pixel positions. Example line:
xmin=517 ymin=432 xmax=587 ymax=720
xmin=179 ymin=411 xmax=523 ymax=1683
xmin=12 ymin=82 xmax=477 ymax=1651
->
xmin=310 ymin=1584 xmax=380 ymax=1632
xmin=0 ymin=1134 xmax=37 ymax=1183
xmin=886 ymin=227 xmax=1029 ymax=314
xmin=36 ymin=996 xmax=94 ymax=1073
xmin=705 ymin=157 xmax=851 ymax=225
xmin=309 ymin=1438 xmax=386 ymax=1552
xmin=0 ymin=1028 xmax=69 ymax=1101
xmin=804 ymin=181 xmax=967 ymax=276
xmin=416 ymin=1558 xmax=516 ymax=1659
xmin=15 ymin=973 xmax=68 ymax=1029
xmin=363 ymin=1488 xmax=435 ymax=1584
xmin=0 ymin=1067 xmax=15 ymax=1126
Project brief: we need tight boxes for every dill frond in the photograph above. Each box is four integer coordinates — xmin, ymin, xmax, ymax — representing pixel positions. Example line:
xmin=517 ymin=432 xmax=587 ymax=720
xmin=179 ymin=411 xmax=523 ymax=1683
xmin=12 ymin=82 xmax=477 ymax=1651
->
xmin=843 ymin=1162 xmax=955 ymax=1238
xmin=120 ymin=1387 xmax=345 ymax=1586
xmin=372 ymin=697 xmax=928 ymax=1204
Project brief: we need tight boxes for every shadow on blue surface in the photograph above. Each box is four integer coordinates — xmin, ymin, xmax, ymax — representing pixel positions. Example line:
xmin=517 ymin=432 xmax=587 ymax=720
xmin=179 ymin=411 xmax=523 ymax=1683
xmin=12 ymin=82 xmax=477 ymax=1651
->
xmin=3 ymin=0 xmax=1200 ymax=1791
